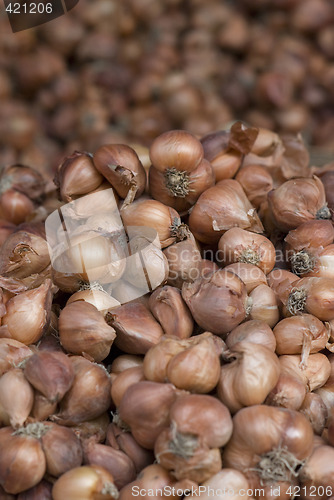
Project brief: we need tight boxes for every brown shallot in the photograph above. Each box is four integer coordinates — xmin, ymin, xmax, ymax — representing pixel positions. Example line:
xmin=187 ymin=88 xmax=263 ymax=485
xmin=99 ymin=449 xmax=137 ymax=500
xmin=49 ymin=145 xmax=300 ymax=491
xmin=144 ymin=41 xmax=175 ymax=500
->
xmin=218 ymin=228 xmax=276 ymax=274
xmin=188 ymin=180 xmax=263 ymax=244
xmin=106 ymin=301 xmax=164 ymax=354
xmin=217 ymin=342 xmax=280 ymax=413
xmin=118 ymin=381 xmax=178 ymax=449
xmin=148 ymin=286 xmax=193 ymax=339
xmin=226 ymin=320 xmax=276 ymax=352
xmin=273 ymin=315 xmax=329 ymax=367
xmin=223 ymin=405 xmax=314 ymax=488
xmin=59 ymin=301 xmax=116 ymax=362
xmin=268 ymin=176 xmax=331 ymax=232
xmin=52 ymin=356 xmax=111 ymax=425
xmin=300 ymin=393 xmax=327 ymax=435
xmin=279 ymin=353 xmax=331 ymax=391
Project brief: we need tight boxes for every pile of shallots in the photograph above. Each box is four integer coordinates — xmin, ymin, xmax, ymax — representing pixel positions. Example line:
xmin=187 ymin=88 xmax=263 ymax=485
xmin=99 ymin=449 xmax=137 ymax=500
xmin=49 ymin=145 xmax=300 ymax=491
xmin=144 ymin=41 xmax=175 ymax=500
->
xmin=0 ymin=123 xmax=334 ymax=499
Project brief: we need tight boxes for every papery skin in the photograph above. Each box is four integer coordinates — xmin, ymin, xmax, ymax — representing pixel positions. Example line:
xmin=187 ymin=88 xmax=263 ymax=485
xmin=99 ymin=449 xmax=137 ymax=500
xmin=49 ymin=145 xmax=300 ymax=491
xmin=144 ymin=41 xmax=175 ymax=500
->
xmin=224 ymin=263 xmax=267 ymax=294
xmin=149 ymin=130 xmax=203 ymax=173
xmin=83 ymin=439 xmax=136 ymax=489
xmin=300 ymin=393 xmax=327 ymax=435
xmin=166 ymin=335 xmax=221 ymax=393
xmin=59 ymin=301 xmax=116 ymax=362
xmin=226 ymin=320 xmax=276 ymax=352
xmin=93 ymin=144 xmax=146 ymax=199
xmin=121 ymin=198 xmax=181 ymax=248
xmin=223 ymin=405 xmax=314 ymax=489
xmin=186 ymin=469 xmax=251 ymax=500
xmin=299 ymin=445 xmax=334 ymax=498
xmin=143 ymin=336 xmax=186 ymax=383
xmin=265 ymin=373 xmax=307 ymax=411
xmin=149 ymin=286 xmax=194 ymax=339
xmin=182 ymin=269 xmax=248 ymax=336
xmin=119 ymin=464 xmax=178 ymax=500
xmin=279 ymin=353 xmax=331 ymax=391
xmin=236 ymin=165 xmax=273 ymax=209
xmin=154 ymin=429 xmax=222 ymax=483
xmin=0 ymin=230 xmax=50 ymax=279
xmin=273 ymin=314 xmax=329 ymax=356
xmin=284 ymin=220 xmax=334 ymax=252
xmin=169 ymin=394 xmax=233 ymax=448
xmin=0 ymin=427 xmax=46 ymax=495
xmin=1 ymin=280 xmax=52 ymax=345
xmin=111 ymin=366 xmax=145 ymax=407
xmin=52 ymin=465 xmax=119 ymax=500
xmin=118 ymin=381 xmax=177 ymax=449
xmin=189 ymin=179 xmax=263 ymax=244
xmin=0 ymin=368 xmax=34 ymax=428
xmin=55 ymin=151 xmax=103 ymax=202
xmin=268 ymin=176 xmax=329 ymax=232
xmin=16 ymin=479 xmax=52 ymax=500
xmin=40 ymin=423 xmax=83 ymax=477
xmin=0 ymin=338 xmax=33 ymax=376
xmin=149 ymin=159 xmax=215 ymax=212
xmin=248 ymin=284 xmax=279 ymax=328
xmin=52 ymin=356 xmax=111 ymax=425
xmin=217 ymin=342 xmax=280 ymax=413
xmin=163 ymin=240 xmax=201 ymax=290
xmin=218 ymin=227 xmax=276 ymax=274
xmin=109 ymin=424 xmax=154 ymax=473
xmin=108 ymin=302 xmax=164 ymax=355
xmin=23 ymin=350 xmax=74 ymax=403
xmin=201 ymin=129 xmax=243 ymax=182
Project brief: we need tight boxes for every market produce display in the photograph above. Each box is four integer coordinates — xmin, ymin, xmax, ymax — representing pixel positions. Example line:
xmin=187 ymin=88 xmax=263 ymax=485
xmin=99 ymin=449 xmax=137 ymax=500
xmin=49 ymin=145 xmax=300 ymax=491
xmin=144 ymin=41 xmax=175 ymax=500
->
xmin=0 ymin=123 xmax=334 ymax=499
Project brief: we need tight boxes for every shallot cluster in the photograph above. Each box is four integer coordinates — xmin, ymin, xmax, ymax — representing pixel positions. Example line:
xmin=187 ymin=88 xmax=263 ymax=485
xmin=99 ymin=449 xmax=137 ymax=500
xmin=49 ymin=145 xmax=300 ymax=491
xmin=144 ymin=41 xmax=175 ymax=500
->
xmin=0 ymin=123 xmax=334 ymax=499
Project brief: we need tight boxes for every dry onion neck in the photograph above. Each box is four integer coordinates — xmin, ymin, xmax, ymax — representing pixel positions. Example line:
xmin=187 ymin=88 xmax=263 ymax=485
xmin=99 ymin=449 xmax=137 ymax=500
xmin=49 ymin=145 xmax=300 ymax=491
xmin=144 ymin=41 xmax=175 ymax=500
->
xmin=108 ymin=164 xmax=134 ymax=185
xmin=249 ymin=444 xmax=306 ymax=484
xmin=44 ymin=326 xmax=60 ymax=342
xmin=0 ymin=177 xmax=12 ymax=194
xmin=13 ymin=422 xmax=48 ymax=439
xmin=104 ymin=311 xmax=114 ymax=326
xmin=164 ymin=168 xmax=191 ymax=198
xmin=121 ymin=183 xmax=139 ymax=210
xmin=316 ymin=205 xmax=331 ymax=220
xmin=245 ymin=296 xmax=253 ymax=317
xmin=287 ymin=288 xmax=307 ymax=315
xmin=102 ymin=482 xmax=119 ymax=498
xmin=94 ymin=362 xmax=110 ymax=377
xmin=168 ymin=422 xmax=199 ymax=459
xmin=300 ymin=331 xmax=313 ymax=369
xmin=170 ymin=218 xmax=191 ymax=241
xmin=220 ymin=347 xmax=238 ymax=363
xmin=238 ymin=247 xmax=261 ymax=266
xmin=111 ymin=411 xmax=131 ymax=432
xmin=79 ymin=281 xmax=104 ymax=292
xmin=16 ymin=357 xmax=30 ymax=369
xmin=290 ymin=250 xmax=316 ymax=276
xmin=16 ymin=244 xmax=37 ymax=257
